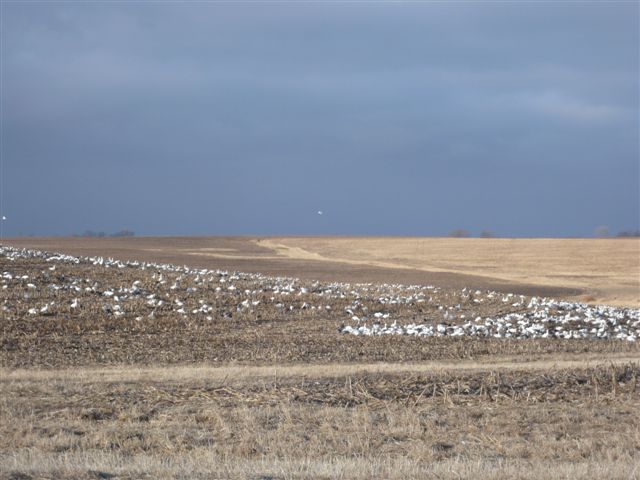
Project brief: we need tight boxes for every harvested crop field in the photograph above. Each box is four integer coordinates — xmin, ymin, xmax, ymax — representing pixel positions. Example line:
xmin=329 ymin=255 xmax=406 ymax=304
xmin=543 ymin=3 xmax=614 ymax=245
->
xmin=1 ymin=241 xmax=639 ymax=479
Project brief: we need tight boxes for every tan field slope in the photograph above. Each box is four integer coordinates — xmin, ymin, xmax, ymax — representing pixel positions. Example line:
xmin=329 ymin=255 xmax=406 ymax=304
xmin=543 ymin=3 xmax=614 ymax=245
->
xmin=260 ymin=237 xmax=640 ymax=307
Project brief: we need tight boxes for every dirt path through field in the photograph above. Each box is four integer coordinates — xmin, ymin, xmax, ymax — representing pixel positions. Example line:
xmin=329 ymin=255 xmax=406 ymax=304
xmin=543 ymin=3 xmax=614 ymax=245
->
xmin=4 ymin=352 xmax=638 ymax=384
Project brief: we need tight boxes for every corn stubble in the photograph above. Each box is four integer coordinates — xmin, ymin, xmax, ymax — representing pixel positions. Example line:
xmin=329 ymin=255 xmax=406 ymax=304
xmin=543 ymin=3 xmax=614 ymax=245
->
xmin=1 ymin=252 xmax=639 ymax=479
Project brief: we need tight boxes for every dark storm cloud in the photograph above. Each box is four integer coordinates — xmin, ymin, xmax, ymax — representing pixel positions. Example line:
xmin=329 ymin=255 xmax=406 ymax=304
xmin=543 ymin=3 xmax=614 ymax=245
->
xmin=2 ymin=2 xmax=638 ymax=236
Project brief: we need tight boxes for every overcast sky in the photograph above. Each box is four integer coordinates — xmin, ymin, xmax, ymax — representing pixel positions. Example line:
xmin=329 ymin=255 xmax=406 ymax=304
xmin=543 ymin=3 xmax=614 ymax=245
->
xmin=1 ymin=1 xmax=638 ymax=237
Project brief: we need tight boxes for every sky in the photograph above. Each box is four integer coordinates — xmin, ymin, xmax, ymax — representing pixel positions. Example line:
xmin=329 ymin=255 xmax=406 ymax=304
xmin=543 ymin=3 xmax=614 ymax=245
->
xmin=1 ymin=1 xmax=638 ymax=237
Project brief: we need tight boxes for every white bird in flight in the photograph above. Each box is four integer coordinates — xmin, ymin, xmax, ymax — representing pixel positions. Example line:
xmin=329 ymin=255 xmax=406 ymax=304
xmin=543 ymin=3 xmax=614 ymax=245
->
xmin=317 ymin=211 xmax=323 ymax=215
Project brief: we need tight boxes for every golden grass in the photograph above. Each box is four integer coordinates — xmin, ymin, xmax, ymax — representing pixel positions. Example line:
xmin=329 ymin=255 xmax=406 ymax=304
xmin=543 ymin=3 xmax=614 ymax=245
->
xmin=259 ymin=237 xmax=640 ymax=307
xmin=5 ymin=451 xmax=639 ymax=479
xmin=4 ymin=449 xmax=640 ymax=479
xmin=2 ymin=363 xmax=639 ymax=479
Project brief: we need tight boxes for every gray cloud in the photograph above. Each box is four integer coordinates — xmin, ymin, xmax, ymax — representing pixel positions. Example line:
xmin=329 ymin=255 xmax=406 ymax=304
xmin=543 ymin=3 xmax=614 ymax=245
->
xmin=2 ymin=2 xmax=638 ymax=237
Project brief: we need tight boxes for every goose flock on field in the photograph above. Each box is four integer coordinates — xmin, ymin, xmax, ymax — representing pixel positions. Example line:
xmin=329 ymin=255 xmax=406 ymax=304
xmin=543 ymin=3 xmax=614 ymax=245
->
xmin=1 ymin=245 xmax=639 ymax=342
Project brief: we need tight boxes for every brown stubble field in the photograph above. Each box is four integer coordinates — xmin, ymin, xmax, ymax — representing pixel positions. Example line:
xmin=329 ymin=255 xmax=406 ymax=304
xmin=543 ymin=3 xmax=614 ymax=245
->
xmin=1 ymin=237 xmax=639 ymax=479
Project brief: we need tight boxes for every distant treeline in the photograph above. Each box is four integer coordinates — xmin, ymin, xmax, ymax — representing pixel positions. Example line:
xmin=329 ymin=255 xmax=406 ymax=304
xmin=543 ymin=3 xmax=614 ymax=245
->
xmin=448 ymin=230 xmax=500 ymax=238
xmin=449 ymin=229 xmax=472 ymax=238
xmin=449 ymin=229 xmax=640 ymax=238
xmin=616 ymin=230 xmax=640 ymax=237
xmin=73 ymin=230 xmax=135 ymax=238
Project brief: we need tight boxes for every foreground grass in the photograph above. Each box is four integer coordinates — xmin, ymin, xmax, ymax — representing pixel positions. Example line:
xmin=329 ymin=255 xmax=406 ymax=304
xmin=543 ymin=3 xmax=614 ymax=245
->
xmin=2 ymin=363 xmax=639 ymax=479
xmin=4 ymin=454 xmax=639 ymax=480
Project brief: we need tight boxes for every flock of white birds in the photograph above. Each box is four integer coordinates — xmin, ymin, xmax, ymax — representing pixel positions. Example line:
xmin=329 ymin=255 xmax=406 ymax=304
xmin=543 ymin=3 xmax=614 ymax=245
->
xmin=341 ymin=299 xmax=640 ymax=341
xmin=2 ymin=245 xmax=639 ymax=342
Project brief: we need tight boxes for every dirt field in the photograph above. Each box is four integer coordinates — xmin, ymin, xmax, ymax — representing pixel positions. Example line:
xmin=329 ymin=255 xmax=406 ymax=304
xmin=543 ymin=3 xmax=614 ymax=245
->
xmin=4 ymin=236 xmax=639 ymax=306
xmin=1 ymin=240 xmax=639 ymax=479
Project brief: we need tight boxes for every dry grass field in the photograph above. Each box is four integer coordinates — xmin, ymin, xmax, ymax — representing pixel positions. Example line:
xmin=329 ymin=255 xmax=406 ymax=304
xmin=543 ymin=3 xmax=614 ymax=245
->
xmin=258 ymin=237 xmax=640 ymax=308
xmin=3 ymin=361 xmax=639 ymax=479
xmin=1 ymin=238 xmax=639 ymax=479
